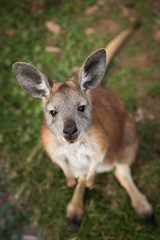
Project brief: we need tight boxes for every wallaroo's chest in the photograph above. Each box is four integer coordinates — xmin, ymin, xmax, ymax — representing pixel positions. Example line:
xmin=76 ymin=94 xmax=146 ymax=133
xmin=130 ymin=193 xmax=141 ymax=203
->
xmin=55 ymin=134 xmax=113 ymax=178
xmin=56 ymin=137 xmax=97 ymax=170
xmin=41 ymin=123 xmax=113 ymax=177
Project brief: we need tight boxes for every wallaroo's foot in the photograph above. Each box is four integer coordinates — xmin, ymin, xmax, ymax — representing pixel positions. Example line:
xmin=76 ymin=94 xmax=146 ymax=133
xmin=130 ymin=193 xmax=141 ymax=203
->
xmin=67 ymin=215 xmax=82 ymax=232
xmin=143 ymin=213 xmax=156 ymax=227
xmin=132 ymin=195 xmax=153 ymax=218
xmin=66 ymin=177 xmax=77 ymax=188
xmin=66 ymin=201 xmax=83 ymax=231
xmin=132 ymin=196 xmax=155 ymax=226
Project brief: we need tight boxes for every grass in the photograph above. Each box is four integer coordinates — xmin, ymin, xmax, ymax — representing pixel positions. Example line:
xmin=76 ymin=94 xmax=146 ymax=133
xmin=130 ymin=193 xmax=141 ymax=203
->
xmin=0 ymin=0 xmax=160 ymax=239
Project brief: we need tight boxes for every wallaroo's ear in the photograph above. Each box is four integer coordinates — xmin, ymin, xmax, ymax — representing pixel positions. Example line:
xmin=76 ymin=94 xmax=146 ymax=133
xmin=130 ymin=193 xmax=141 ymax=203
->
xmin=12 ymin=62 xmax=51 ymax=98
xmin=79 ymin=49 xmax=106 ymax=92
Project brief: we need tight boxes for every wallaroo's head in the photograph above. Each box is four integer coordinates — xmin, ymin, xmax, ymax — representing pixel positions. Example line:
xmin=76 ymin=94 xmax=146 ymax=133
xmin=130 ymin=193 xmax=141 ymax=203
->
xmin=12 ymin=49 xmax=106 ymax=143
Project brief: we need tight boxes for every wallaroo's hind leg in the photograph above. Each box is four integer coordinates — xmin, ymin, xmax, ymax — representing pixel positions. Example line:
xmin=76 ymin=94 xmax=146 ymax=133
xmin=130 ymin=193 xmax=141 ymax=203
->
xmin=66 ymin=176 xmax=86 ymax=231
xmin=114 ymin=164 xmax=153 ymax=220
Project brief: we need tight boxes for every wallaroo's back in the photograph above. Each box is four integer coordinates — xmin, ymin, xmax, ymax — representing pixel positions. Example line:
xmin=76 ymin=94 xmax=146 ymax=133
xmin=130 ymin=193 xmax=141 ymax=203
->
xmin=12 ymin=24 xmax=154 ymax=231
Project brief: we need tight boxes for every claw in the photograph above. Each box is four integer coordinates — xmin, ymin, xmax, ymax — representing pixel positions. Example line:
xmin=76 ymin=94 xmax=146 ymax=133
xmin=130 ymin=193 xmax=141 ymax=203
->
xmin=66 ymin=177 xmax=77 ymax=188
xmin=86 ymin=177 xmax=95 ymax=190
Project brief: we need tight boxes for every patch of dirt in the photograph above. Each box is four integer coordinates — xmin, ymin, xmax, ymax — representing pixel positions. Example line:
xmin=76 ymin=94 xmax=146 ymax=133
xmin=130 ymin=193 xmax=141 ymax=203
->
xmin=119 ymin=51 xmax=156 ymax=68
xmin=4 ymin=29 xmax=17 ymax=37
xmin=152 ymin=1 xmax=160 ymax=16
xmin=95 ymin=19 xmax=121 ymax=37
xmin=136 ymin=79 xmax=160 ymax=122
xmin=26 ymin=1 xmax=45 ymax=13
xmin=152 ymin=25 xmax=160 ymax=42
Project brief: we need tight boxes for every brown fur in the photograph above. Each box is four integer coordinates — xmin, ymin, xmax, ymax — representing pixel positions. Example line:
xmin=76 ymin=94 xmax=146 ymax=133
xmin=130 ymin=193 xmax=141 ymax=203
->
xmin=41 ymin=81 xmax=152 ymax=227
xmin=42 ymin=84 xmax=138 ymax=166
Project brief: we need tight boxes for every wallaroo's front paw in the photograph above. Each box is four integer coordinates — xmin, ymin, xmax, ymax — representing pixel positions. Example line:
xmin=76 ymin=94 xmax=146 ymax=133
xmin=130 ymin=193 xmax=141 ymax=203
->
xmin=86 ymin=177 xmax=95 ymax=190
xmin=66 ymin=177 xmax=77 ymax=188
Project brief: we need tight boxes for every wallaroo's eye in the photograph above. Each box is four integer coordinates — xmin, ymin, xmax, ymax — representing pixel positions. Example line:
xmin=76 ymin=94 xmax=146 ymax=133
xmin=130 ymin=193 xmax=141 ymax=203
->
xmin=78 ymin=105 xmax=85 ymax=112
xmin=50 ymin=110 xmax=57 ymax=116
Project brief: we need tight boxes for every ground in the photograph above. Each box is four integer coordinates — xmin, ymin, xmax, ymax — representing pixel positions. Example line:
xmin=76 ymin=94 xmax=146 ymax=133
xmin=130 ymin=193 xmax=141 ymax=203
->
xmin=0 ymin=0 xmax=160 ymax=239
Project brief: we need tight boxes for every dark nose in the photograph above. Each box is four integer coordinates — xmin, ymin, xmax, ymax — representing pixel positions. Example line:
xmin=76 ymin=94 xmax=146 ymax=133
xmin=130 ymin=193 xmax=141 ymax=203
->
xmin=63 ymin=120 xmax=78 ymax=137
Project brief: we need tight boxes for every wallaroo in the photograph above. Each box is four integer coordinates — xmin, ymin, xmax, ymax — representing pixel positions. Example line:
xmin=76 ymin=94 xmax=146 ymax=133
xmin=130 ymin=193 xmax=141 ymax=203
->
xmin=13 ymin=23 xmax=154 ymax=230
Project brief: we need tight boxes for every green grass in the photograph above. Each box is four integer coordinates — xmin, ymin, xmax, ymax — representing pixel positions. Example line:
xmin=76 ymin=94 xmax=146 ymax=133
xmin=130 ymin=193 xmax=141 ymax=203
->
xmin=0 ymin=0 xmax=160 ymax=239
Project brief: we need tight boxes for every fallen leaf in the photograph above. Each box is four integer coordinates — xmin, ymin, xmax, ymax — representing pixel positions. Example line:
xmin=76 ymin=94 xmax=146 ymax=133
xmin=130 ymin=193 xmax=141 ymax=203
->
xmin=136 ymin=224 xmax=143 ymax=231
xmin=45 ymin=20 xmax=61 ymax=34
xmin=135 ymin=108 xmax=144 ymax=122
xmin=97 ymin=0 xmax=106 ymax=7
xmin=22 ymin=235 xmax=37 ymax=240
xmin=45 ymin=46 xmax=62 ymax=53
xmin=71 ymin=66 xmax=79 ymax=73
xmin=117 ymin=3 xmax=135 ymax=21
xmin=85 ymin=5 xmax=99 ymax=15
xmin=95 ymin=19 xmax=121 ymax=36
xmin=119 ymin=4 xmax=130 ymax=17
xmin=85 ymin=28 xmax=96 ymax=35
xmin=5 ymin=29 xmax=17 ymax=36
xmin=14 ymin=183 xmax=26 ymax=200
xmin=135 ymin=107 xmax=155 ymax=122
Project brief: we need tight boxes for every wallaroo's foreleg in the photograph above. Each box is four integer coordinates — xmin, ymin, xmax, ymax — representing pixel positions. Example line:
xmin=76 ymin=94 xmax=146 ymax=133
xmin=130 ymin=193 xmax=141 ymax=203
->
xmin=66 ymin=176 xmax=86 ymax=231
xmin=86 ymin=160 xmax=100 ymax=189
xmin=51 ymin=154 xmax=77 ymax=188
xmin=86 ymin=154 xmax=105 ymax=189
xmin=114 ymin=164 xmax=153 ymax=219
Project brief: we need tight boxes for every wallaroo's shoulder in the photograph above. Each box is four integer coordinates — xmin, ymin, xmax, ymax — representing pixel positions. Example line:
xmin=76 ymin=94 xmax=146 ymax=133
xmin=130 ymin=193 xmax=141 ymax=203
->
xmin=91 ymin=85 xmax=126 ymax=110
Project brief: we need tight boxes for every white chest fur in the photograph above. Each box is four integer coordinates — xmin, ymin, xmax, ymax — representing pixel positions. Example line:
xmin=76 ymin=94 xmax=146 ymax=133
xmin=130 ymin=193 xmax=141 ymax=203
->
xmin=56 ymin=139 xmax=94 ymax=176
xmin=55 ymin=137 xmax=113 ymax=177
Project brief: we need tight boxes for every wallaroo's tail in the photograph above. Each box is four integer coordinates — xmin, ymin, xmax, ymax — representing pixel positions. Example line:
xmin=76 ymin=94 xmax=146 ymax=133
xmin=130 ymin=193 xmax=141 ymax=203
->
xmin=105 ymin=22 xmax=140 ymax=67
